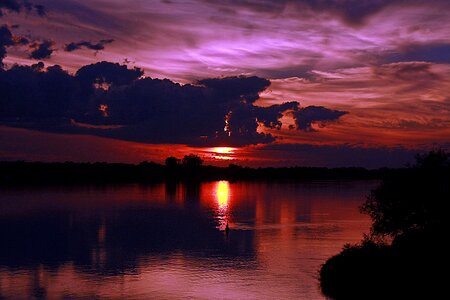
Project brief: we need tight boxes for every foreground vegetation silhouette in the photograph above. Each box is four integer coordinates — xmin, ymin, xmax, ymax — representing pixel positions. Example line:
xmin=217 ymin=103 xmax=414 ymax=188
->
xmin=0 ymin=154 xmax=389 ymax=185
xmin=320 ymin=150 xmax=449 ymax=299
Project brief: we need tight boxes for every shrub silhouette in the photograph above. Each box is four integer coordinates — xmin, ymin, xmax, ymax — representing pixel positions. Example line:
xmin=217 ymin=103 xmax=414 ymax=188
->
xmin=320 ymin=150 xmax=449 ymax=299
xmin=361 ymin=150 xmax=448 ymax=237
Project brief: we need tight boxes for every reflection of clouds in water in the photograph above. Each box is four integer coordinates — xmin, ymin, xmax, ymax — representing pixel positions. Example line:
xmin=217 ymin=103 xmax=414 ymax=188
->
xmin=0 ymin=181 xmax=373 ymax=299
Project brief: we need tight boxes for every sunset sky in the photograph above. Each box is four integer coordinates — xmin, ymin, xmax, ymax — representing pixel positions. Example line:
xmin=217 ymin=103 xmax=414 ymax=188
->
xmin=1 ymin=0 xmax=449 ymax=167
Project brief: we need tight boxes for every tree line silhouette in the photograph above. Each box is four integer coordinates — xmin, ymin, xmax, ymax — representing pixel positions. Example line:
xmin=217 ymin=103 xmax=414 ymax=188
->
xmin=320 ymin=150 xmax=449 ymax=299
xmin=0 ymin=154 xmax=392 ymax=185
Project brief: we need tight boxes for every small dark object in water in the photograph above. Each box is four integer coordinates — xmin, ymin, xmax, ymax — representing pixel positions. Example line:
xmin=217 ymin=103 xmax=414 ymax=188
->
xmin=225 ymin=223 xmax=230 ymax=236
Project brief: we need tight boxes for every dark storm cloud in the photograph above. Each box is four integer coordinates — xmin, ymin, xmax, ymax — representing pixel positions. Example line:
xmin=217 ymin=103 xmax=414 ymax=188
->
xmin=200 ymin=0 xmax=408 ymax=26
xmin=207 ymin=101 xmax=300 ymax=146
xmin=0 ymin=0 xmax=21 ymax=16
xmin=373 ymin=62 xmax=439 ymax=82
xmin=75 ymin=61 xmax=143 ymax=87
xmin=293 ymin=106 xmax=348 ymax=131
xmin=198 ymin=76 xmax=270 ymax=104
xmin=385 ymin=43 xmax=450 ymax=64
xmin=292 ymin=0 xmax=399 ymax=26
xmin=64 ymin=39 xmax=114 ymax=52
xmin=34 ymin=3 xmax=45 ymax=15
xmin=203 ymin=0 xmax=450 ymax=26
xmin=0 ymin=25 xmax=14 ymax=65
xmin=95 ymin=74 xmax=296 ymax=146
xmin=0 ymin=24 xmax=33 ymax=66
xmin=24 ymin=2 xmax=45 ymax=16
xmin=29 ymin=39 xmax=54 ymax=59
xmin=0 ymin=1 xmax=45 ymax=64
xmin=0 ymin=0 xmax=45 ymax=17
xmin=255 ymin=102 xmax=299 ymax=129
xmin=37 ymin=1 xmax=123 ymax=32
xmin=0 ymin=61 xmax=305 ymax=146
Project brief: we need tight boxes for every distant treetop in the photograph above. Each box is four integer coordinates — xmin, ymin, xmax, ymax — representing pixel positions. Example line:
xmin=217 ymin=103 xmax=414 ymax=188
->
xmin=181 ymin=154 xmax=203 ymax=168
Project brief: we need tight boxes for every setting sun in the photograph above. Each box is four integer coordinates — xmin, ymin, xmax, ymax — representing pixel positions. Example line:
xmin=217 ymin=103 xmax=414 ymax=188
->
xmin=211 ymin=147 xmax=236 ymax=154
xmin=207 ymin=147 xmax=238 ymax=161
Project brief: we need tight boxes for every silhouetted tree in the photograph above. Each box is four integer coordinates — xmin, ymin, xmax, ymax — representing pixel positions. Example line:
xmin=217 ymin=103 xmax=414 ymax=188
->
xmin=320 ymin=150 xmax=450 ymax=299
xmin=415 ymin=149 xmax=449 ymax=169
xmin=165 ymin=156 xmax=180 ymax=168
xmin=361 ymin=150 xmax=449 ymax=237
xmin=0 ymin=160 xmax=384 ymax=185
xmin=181 ymin=154 xmax=203 ymax=168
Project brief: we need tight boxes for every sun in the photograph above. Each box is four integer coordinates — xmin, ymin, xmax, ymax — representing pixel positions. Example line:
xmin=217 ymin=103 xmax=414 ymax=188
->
xmin=211 ymin=147 xmax=236 ymax=154
xmin=208 ymin=147 xmax=238 ymax=160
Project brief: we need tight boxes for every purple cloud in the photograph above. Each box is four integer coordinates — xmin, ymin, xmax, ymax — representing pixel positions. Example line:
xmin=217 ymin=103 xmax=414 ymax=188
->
xmin=29 ymin=39 xmax=54 ymax=59
xmin=293 ymin=106 xmax=348 ymax=131
xmin=64 ymin=39 xmax=114 ymax=52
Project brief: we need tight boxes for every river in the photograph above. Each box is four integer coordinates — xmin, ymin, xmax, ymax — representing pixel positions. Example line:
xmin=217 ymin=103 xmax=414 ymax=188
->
xmin=0 ymin=180 xmax=377 ymax=299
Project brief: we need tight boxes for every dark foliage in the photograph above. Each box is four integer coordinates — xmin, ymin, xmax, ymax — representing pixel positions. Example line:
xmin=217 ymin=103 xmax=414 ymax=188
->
xmin=320 ymin=230 xmax=447 ymax=299
xmin=320 ymin=150 xmax=450 ymax=299
xmin=181 ymin=154 xmax=203 ymax=168
xmin=165 ymin=156 xmax=180 ymax=168
xmin=0 ymin=158 xmax=389 ymax=186
xmin=361 ymin=150 xmax=449 ymax=237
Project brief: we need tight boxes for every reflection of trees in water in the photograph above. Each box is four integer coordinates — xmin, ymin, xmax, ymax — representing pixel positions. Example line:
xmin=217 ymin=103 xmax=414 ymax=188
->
xmin=165 ymin=181 xmax=178 ymax=199
xmin=0 ymin=206 xmax=257 ymax=277
xmin=184 ymin=181 xmax=201 ymax=202
xmin=164 ymin=181 xmax=201 ymax=204
xmin=31 ymin=266 xmax=47 ymax=300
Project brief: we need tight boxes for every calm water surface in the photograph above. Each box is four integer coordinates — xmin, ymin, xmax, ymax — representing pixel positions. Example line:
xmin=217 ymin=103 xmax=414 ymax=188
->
xmin=0 ymin=181 xmax=377 ymax=299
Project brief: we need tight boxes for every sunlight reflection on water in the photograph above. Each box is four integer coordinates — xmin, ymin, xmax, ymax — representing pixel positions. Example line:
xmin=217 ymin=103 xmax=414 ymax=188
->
xmin=215 ymin=180 xmax=230 ymax=230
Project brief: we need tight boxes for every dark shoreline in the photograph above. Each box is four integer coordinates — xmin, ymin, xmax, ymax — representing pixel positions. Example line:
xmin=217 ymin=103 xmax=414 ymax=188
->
xmin=0 ymin=161 xmax=400 ymax=186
